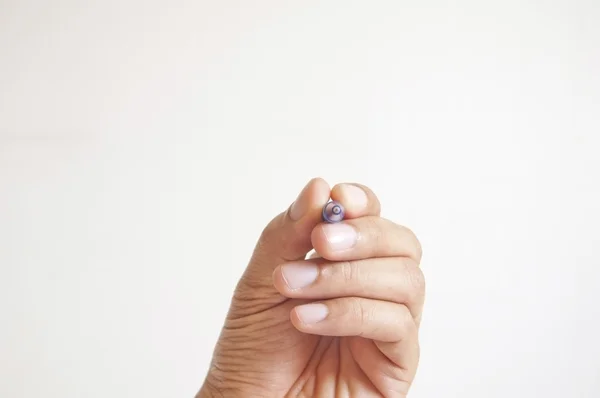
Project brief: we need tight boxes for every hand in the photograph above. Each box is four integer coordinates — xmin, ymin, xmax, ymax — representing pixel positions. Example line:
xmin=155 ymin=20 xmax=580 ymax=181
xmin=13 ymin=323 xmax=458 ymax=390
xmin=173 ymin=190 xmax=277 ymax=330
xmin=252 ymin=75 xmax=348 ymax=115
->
xmin=197 ymin=178 xmax=425 ymax=398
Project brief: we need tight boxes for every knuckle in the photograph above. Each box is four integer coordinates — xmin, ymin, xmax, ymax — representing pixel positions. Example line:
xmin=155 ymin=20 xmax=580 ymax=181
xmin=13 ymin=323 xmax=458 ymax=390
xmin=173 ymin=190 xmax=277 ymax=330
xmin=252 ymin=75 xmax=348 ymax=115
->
xmin=401 ymin=226 xmax=423 ymax=262
xmin=363 ymin=217 xmax=384 ymax=246
xmin=259 ymin=220 xmax=278 ymax=247
xmin=402 ymin=259 xmax=426 ymax=301
xmin=336 ymin=261 xmax=360 ymax=283
xmin=394 ymin=306 xmax=416 ymax=337
xmin=257 ymin=213 xmax=294 ymax=256
xmin=346 ymin=297 xmax=369 ymax=326
xmin=260 ymin=210 xmax=289 ymax=239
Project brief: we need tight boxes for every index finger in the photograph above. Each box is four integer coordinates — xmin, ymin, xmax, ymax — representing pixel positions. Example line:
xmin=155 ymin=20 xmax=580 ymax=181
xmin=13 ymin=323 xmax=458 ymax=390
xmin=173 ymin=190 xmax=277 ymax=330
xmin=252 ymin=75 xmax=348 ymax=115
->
xmin=330 ymin=183 xmax=381 ymax=219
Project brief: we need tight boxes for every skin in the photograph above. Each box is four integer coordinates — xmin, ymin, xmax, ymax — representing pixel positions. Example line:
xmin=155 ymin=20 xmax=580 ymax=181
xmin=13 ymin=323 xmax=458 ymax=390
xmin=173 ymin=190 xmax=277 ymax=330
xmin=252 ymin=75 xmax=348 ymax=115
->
xmin=197 ymin=178 xmax=425 ymax=398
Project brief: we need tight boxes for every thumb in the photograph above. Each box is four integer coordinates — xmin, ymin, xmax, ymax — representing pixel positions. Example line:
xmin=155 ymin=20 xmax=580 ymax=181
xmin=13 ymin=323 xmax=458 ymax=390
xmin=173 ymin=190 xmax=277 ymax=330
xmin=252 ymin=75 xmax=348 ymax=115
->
xmin=231 ymin=178 xmax=331 ymax=316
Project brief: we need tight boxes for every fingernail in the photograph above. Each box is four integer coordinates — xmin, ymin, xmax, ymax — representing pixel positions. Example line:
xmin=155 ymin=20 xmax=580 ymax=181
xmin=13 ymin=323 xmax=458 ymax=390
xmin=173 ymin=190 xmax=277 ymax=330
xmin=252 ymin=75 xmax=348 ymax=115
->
xmin=339 ymin=184 xmax=368 ymax=210
xmin=322 ymin=223 xmax=358 ymax=251
xmin=281 ymin=262 xmax=319 ymax=289
xmin=290 ymin=181 xmax=311 ymax=221
xmin=295 ymin=303 xmax=329 ymax=324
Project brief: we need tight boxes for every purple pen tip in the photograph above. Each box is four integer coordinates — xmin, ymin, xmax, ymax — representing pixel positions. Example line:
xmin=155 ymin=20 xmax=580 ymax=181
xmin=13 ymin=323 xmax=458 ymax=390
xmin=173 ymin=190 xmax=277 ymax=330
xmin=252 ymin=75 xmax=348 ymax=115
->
xmin=322 ymin=201 xmax=345 ymax=223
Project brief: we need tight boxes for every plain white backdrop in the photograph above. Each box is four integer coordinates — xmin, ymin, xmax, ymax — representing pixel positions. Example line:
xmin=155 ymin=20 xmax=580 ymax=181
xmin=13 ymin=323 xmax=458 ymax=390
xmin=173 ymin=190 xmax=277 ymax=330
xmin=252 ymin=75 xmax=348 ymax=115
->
xmin=1 ymin=1 xmax=599 ymax=397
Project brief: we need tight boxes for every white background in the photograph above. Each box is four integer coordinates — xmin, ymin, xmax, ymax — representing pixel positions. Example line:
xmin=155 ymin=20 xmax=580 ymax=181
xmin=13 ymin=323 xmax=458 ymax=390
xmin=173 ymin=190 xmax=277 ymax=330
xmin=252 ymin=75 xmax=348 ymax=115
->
xmin=1 ymin=1 xmax=599 ymax=397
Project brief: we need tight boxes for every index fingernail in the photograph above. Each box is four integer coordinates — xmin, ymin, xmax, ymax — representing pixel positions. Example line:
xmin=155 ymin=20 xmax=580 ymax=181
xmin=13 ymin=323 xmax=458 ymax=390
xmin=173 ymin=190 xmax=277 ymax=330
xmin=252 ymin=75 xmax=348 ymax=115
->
xmin=339 ymin=184 xmax=368 ymax=210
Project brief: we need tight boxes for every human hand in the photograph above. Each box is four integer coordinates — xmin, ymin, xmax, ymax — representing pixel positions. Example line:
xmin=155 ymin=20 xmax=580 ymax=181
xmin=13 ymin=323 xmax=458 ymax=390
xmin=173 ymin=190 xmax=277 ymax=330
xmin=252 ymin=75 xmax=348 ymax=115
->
xmin=197 ymin=178 xmax=425 ymax=398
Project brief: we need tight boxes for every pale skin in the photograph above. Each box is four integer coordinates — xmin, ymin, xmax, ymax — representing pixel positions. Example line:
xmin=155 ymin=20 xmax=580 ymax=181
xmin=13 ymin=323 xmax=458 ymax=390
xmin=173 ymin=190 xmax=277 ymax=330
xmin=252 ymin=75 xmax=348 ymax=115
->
xmin=197 ymin=178 xmax=425 ymax=398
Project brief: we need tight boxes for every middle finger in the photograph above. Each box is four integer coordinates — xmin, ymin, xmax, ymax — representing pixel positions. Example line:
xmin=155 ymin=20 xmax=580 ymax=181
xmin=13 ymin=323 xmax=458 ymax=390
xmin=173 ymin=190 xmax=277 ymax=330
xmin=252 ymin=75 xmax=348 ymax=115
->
xmin=311 ymin=216 xmax=422 ymax=263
